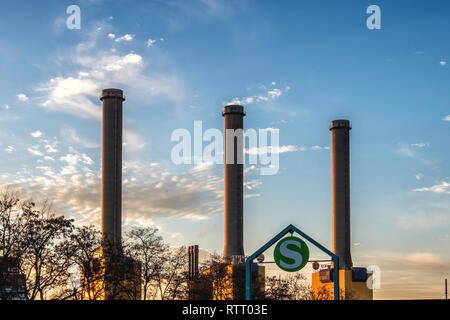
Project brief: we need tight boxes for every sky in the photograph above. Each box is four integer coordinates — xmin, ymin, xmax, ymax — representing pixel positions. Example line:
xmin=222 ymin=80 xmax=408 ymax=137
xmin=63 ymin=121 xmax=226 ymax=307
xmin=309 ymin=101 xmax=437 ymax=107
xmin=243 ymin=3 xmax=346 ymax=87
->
xmin=0 ymin=0 xmax=449 ymax=299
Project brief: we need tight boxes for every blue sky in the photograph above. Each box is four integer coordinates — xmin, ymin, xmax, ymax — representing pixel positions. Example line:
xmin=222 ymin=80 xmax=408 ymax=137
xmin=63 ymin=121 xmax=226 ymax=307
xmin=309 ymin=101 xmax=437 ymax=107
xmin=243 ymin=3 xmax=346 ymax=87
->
xmin=0 ymin=0 xmax=449 ymax=299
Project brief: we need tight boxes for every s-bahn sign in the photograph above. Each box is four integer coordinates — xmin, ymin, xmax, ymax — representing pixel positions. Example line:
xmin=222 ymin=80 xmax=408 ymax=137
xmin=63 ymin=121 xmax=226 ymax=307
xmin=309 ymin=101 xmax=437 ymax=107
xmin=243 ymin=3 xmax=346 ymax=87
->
xmin=273 ymin=236 xmax=309 ymax=272
xmin=245 ymin=224 xmax=340 ymax=300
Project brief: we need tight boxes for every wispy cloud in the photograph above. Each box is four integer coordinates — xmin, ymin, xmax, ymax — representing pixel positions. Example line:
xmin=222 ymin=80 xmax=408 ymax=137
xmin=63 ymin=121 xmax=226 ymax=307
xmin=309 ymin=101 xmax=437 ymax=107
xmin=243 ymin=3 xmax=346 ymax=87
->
xmin=413 ymin=181 xmax=450 ymax=194
xmin=30 ymin=130 xmax=43 ymax=138
xmin=61 ymin=127 xmax=99 ymax=149
xmin=310 ymin=145 xmax=330 ymax=151
xmin=0 ymin=160 xmax=260 ymax=226
xmin=444 ymin=115 xmax=450 ymax=121
xmin=224 ymin=84 xmax=291 ymax=106
xmin=396 ymin=143 xmax=428 ymax=157
xmin=27 ymin=146 xmax=43 ymax=157
xmin=146 ymin=39 xmax=156 ymax=47
xmin=36 ymin=51 xmax=184 ymax=119
xmin=4 ymin=146 xmax=14 ymax=154
xmin=123 ymin=129 xmax=146 ymax=152
xmin=17 ymin=93 xmax=28 ymax=102
xmin=245 ymin=145 xmax=302 ymax=155
xmin=115 ymin=34 xmax=134 ymax=42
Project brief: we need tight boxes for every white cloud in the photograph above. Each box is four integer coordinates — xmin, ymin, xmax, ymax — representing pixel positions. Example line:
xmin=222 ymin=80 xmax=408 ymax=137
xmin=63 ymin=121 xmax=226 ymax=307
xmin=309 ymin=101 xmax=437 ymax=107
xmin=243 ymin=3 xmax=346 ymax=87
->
xmin=17 ymin=93 xmax=28 ymax=102
xmin=37 ymin=76 xmax=101 ymax=120
xmin=102 ymin=53 xmax=142 ymax=71
xmin=411 ymin=142 xmax=427 ymax=148
xmin=396 ymin=144 xmax=414 ymax=157
xmin=107 ymin=33 xmax=115 ymax=39
xmin=444 ymin=115 xmax=450 ymax=121
xmin=4 ymin=104 xmax=9 ymax=109
xmin=224 ymin=97 xmax=242 ymax=105
xmin=413 ymin=181 xmax=450 ymax=194
xmin=123 ymin=129 xmax=146 ymax=151
xmin=30 ymin=130 xmax=43 ymax=138
xmin=36 ymin=32 xmax=185 ymax=120
xmin=146 ymin=39 xmax=156 ymax=47
xmin=246 ymin=145 xmax=301 ymax=155
xmin=224 ymin=84 xmax=290 ymax=106
xmin=267 ymin=88 xmax=282 ymax=99
xmin=61 ymin=127 xmax=99 ymax=149
xmin=60 ymin=165 xmax=78 ymax=176
xmin=43 ymin=141 xmax=58 ymax=153
xmin=415 ymin=173 xmax=423 ymax=181
xmin=440 ymin=61 xmax=447 ymax=66
xmin=0 ymin=159 xmax=260 ymax=226
xmin=115 ymin=34 xmax=134 ymax=42
xmin=60 ymin=152 xmax=93 ymax=166
xmin=27 ymin=147 xmax=43 ymax=157
xmin=60 ymin=154 xmax=80 ymax=166
xmin=5 ymin=146 xmax=14 ymax=154
xmin=243 ymin=96 xmax=254 ymax=104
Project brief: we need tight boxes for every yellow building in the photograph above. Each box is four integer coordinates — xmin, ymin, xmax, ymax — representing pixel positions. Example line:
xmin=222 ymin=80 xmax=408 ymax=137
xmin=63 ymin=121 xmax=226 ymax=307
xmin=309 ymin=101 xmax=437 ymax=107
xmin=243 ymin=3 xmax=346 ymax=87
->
xmin=82 ymin=254 xmax=142 ymax=300
xmin=311 ymin=267 xmax=373 ymax=300
xmin=193 ymin=262 xmax=265 ymax=300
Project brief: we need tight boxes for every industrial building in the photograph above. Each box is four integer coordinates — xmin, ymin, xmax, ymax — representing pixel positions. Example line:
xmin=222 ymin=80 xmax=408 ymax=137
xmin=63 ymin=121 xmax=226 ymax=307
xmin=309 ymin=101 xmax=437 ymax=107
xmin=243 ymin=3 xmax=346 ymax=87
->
xmin=77 ymin=88 xmax=370 ymax=300
xmin=311 ymin=120 xmax=373 ymax=300
xmin=188 ymin=105 xmax=265 ymax=300
xmin=82 ymin=89 xmax=141 ymax=300
xmin=0 ymin=256 xmax=26 ymax=300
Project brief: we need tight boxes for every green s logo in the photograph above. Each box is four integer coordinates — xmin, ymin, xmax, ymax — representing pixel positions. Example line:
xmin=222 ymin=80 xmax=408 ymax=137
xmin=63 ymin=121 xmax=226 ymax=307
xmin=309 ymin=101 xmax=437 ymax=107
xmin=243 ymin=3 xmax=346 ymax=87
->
xmin=274 ymin=236 xmax=309 ymax=272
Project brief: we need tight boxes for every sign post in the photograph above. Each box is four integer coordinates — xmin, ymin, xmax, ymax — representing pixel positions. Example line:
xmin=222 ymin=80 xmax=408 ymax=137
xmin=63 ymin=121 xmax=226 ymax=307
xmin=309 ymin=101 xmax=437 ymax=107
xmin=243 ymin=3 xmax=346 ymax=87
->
xmin=245 ymin=224 xmax=340 ymax=300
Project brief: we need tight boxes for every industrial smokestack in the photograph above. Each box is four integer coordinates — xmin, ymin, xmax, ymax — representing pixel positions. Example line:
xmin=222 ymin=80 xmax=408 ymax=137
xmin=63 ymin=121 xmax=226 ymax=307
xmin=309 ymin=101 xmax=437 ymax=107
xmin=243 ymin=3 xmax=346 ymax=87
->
xmin=330 ymin=119 xmax=353 ymax=269
xmin=222 ymin=105 xmax=245 ymax=263
xmin=100 ymin=88 xmax=124 ymax=258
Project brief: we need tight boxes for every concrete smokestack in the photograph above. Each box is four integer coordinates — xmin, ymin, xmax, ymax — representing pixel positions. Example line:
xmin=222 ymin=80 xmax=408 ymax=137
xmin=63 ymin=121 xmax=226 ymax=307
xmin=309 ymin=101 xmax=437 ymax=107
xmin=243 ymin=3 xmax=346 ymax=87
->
xmin=100 ymin=88 xmax=124 ymax=258
xmin=222 ymin=105 xmax=245 ymax=263
xmin=330 ymin=119 xmax=353 ymax=269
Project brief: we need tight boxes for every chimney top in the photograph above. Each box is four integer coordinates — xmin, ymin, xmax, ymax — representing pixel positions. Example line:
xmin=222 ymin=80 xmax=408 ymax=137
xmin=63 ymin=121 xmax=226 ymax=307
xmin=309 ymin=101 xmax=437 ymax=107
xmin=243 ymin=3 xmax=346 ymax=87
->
xmin=100 ymin=88 xmax=125 ymax=101
xmin=330 ymin=119 xmax=351 ymax=131
xmin=222 ymin=105 xmax=245 ymax=117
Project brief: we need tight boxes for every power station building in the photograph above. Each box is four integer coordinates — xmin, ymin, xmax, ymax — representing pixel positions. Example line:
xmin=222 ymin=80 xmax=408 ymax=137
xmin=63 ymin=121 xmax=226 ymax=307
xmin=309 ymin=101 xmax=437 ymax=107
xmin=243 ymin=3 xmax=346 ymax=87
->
xmin=311 ymin=120 xmax=373 ymax=300
xmin=188 ymin=104 xmax=265 ymax=300
xmin=82 ymin=89 xmax=141 ymax=300
xmin=77 ymin=88 xmax=371 ymax=300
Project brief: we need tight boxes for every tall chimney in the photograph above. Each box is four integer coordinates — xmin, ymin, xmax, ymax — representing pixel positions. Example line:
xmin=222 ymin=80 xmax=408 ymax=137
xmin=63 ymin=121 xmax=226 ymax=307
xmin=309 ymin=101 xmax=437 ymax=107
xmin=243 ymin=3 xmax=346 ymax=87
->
xmin=100 ymin=88 xmax=124 ymax=258
xmin=330 ymin=119 xmax=353 ymax=269
xmin=222 ymin=105 xmax=245 ymax=263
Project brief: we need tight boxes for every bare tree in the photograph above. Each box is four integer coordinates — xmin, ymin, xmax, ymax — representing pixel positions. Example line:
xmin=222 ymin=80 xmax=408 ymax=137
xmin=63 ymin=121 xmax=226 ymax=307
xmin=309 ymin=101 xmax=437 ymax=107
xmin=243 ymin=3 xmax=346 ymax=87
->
xmin=265 ymin=273 xmax=312 ymax=300
xmin=154 ymin=246 xmax=188 ymax=300
xmin=55 ymin=225 xmax=102 ymax=300
xmin=18 ymin=201 xmax=74 ymax=300
xmin=0 ymin=190 xmax=31 ymax=299
xmin=124 ymin=227 xmax=165 ymax=300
